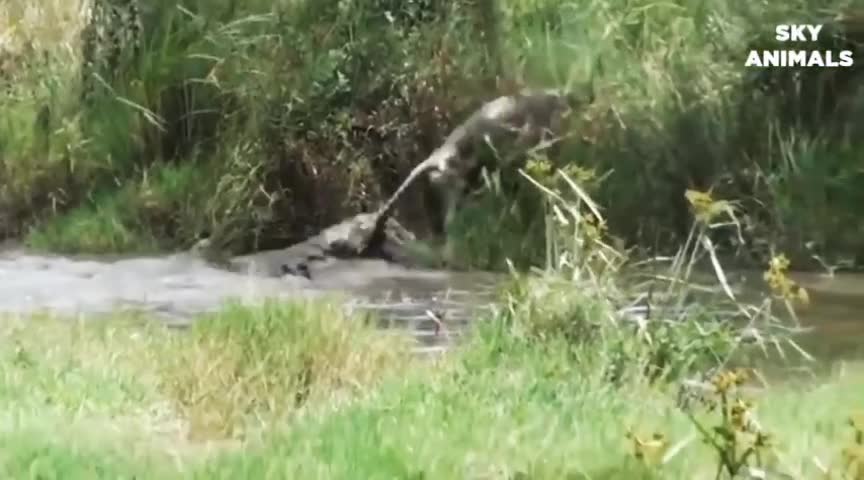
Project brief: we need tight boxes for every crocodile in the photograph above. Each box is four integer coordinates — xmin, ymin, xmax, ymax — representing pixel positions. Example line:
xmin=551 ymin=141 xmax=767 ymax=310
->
xmin=192 ymin=213 xmax=417 ymax=279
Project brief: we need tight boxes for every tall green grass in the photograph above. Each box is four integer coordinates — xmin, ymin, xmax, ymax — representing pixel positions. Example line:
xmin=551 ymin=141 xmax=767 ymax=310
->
xmin=0 ymin=298 xmax=412 ymax=446
xmin=3 ymin=306 xmax=860 ymax=479
xmin=1 ymin=0 xmax=862 ymax=269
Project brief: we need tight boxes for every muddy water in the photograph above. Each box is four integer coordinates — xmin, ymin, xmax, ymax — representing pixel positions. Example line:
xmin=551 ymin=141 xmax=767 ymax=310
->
xmin=750 ymin=270 xmax=864 ymax=366
xmin=667 ymin=268 xmax=864 ymax=374
xmin=0 ymin=246 xmax=499 ymax=355
xmin=0 ymin=245 xmax=861 ymax=363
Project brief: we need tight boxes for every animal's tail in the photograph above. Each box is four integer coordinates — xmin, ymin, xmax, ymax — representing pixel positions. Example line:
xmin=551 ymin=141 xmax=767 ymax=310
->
xmin=376 ymin=165 xmax=425 ymax=220
xmin=365 ymin=147 xmax=452 ymax=252
xmin=376 ymin=146 xmax=455 ymax=220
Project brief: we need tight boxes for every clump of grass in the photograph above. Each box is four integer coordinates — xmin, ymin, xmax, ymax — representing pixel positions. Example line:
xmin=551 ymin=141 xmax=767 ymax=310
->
xmin=0 ymin=313 xmax=167 ymax=417
xmin=685 ymin=368 xmax=775 ymax=478
xmin=159 ymin=298 xmax=414 ymax=440
xmin=190 ymin=325 xmax=864 ymax=479
xmin=24 ymin=191 xmax=161 ymax=253
xmin=479 ymin=159 xmax=809 ymax=391
xmin=25 ymin=161 xmax=225 ymax=254
xmin=0 ymin=311 xmax=186 ymax=476
xmin=835 ymin=412 xmax=864 ymax=479
xmin=0 ymin=297 xmax=414 ymax=472
xmin=451 ymin=147 xmax=858 ymax=479
xmin=620 ymin=365 xmax=864 ymax=479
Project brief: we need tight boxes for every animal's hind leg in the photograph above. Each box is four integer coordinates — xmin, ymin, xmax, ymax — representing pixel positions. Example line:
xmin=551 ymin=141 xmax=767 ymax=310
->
xmin=441 ymin=181 xmax=465 ymax=235
xmin=427 ymin=166 xmax=469 ymax=234
xmin=439 ymin=185 xmax=464 ymax=264
xmin=421 ymin=175 xmax=447 ymax=237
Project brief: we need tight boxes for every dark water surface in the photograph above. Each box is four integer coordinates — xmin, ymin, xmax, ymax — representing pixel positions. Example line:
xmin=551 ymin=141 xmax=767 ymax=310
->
xmin=0 ymin=245 xmax=860 ymax=365
xmin=757 ymin=270 xmax=864 ymax=373
xmin=0 ymin=246 xmax=499 ymax=355
xmin=670 ymin=268 xmax=864 ymax=378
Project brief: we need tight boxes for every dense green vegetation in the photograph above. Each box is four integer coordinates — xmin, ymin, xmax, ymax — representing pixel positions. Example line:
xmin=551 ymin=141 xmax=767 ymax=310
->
xmin=1 ymin=1 xmax=863 ymax=477
xmin=1 ymin=0 xmax=862 ymax=269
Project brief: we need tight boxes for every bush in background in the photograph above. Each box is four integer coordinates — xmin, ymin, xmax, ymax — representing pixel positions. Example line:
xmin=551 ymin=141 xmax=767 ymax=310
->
xmin=0 ymin=0 xmax=861 ymax=270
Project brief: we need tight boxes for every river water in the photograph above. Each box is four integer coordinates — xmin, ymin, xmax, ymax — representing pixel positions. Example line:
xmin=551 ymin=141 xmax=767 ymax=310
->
xmin=752 ymin=270 xmax=864 ymax=370
xmin=0 ymin=245 xmax=499 ymax=355
xmin=0 ymin=245 xmax=860 ymax=366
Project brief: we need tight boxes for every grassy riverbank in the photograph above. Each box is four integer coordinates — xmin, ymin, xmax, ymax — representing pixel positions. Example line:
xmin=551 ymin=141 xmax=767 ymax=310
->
xmin=2 ymin=0 xmax=863 ymax=270
xmin=0 ymin=170 xmax=854 ymax=478
xmin=2 ymin=299 xmax=862 ymax=479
